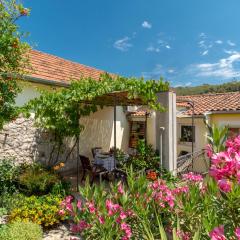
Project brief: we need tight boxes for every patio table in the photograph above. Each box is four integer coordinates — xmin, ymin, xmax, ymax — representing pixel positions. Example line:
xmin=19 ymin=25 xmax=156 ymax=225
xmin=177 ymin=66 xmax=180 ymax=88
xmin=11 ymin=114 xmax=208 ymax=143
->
xmin=94 ymin=153 xmax=115 ymax=171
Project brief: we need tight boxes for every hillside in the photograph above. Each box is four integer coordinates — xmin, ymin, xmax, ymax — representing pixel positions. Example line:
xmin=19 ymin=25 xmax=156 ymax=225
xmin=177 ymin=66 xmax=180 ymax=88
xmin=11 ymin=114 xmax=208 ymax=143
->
xmin=174 ymin=81 xmax=240 ymax=96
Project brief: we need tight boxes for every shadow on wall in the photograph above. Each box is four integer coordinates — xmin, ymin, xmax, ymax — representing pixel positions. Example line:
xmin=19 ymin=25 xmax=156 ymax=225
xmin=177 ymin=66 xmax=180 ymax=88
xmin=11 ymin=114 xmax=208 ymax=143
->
xmin=79 ymin=118 xmax=113 ymax=160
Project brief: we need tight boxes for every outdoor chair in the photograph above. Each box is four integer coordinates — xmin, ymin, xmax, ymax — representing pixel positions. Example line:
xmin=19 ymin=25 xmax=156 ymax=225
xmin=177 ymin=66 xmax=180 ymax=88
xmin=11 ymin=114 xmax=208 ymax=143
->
xmin=91 ymin=147 xmax=103 ymax=159
xmin=80 ymin=155 xmax=108 ymax=184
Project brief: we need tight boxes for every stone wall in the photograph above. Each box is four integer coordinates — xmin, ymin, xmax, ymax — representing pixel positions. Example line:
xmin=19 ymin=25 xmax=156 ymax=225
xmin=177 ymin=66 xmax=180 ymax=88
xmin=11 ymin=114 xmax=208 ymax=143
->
xmin=0 ymin=116 xmax=78 ymax=173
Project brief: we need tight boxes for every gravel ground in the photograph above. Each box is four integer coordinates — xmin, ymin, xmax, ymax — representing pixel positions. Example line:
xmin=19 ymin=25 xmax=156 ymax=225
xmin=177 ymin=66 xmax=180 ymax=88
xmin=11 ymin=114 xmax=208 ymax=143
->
xmin=43 ymin=223 xmax=81 ymax=240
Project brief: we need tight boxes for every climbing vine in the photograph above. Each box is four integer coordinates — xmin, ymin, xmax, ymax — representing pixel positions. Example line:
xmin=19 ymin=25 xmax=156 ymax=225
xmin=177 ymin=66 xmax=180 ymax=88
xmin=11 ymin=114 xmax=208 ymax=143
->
xmin=0 ymin=0 xmax=30 ymax=129
xmin=25 ymin=74 xmax=169 ymax=165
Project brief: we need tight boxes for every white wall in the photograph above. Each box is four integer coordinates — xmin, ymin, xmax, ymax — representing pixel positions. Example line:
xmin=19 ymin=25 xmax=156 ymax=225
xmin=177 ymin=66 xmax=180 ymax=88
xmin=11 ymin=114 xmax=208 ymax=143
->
xmin=15 ymin=83 xmax=130 ymax=162
xmin=15 ymin=82 xmax=50 ymax=107
xmin=79 ymin=106 xmax=129 ymax=160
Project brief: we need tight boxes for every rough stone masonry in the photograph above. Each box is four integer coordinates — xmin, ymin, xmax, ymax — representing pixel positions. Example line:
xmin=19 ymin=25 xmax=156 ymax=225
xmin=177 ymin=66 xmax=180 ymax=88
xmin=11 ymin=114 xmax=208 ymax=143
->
xmin=0 ymin=115 xmax=77 ymax=171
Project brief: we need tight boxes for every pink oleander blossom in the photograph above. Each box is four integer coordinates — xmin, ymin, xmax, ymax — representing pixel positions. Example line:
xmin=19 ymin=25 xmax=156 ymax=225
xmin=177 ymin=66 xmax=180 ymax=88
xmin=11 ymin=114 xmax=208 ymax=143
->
xmin=77 ymin=200 xmax=82 ymax=210
xmin=118 ymin=183 xmax=124 ymax=194
xmin=149 ymin=179 xmax=175 ymax=208
xmin=70 ymin=220 xmax=90 ymax=233
xmin=209 ymin=225 xmax=226 ymax=240
xmin=235 ymin=228 xmax=240 ymax=240
xmin=86 ymin=201 xmax=96 ymax=214
xmin=106 ymin=199 xmax=121 ymax=216
xmin=58 ymin=209 xmax=65 ymax=216
xmin=98 ymin=216 xmax=105 ymax=224
xmin=206 ymin=144 xmax=213 ymax=158
xmin=182 ymin=172 xmax=203 ymax=182
xmin=121 ymin=222 xmax=132 ymax=239
xmin=217 ymin=179 xmax=232 ymax=193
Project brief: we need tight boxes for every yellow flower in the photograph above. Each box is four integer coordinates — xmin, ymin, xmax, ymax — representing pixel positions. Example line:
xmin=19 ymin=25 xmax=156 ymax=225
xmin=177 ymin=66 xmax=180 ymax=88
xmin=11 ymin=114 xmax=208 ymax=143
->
xmin=59 ymin=162 xmax=65 ymax=167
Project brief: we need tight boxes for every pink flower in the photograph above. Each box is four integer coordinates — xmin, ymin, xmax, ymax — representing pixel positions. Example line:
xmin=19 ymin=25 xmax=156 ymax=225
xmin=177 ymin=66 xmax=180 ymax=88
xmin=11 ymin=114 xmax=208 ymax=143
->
xmin=121 ymin=222 xmax=132 ymax=239
xmin=118 ymin=183 xmax=124 ymax=194
xmin=119 ymin=211 xmax=127 ymax=220
xmin=58 ymin=209 xmax=65 ymax=216
xmin=235 ymin=228 xmax=240 ymax=240
xmin=217 ymin=179 xmax=232 ymax=193
xmin=209 ymin=225 xmax=226 ymax=240
xmin=77 ymin=200 xmax=82 ymax=210
xmin=98 ymin=216 xmax=105 ymax=224
xmin=86 ymin=201 xmax=96 ymax=214
xmin=182 ymin=172 xmax=203 ymax=182
xmin=66 ymin=195 xmax=74 ymax=203
xmin=106 ymin=199 xmax=121 ymax=216
xmin=206 ymin=144 xmax=213 ymax=158
xmin=70 ymin=220 xmax=90 ymax=233
xmin=66 ymin=203 xmax=73 ymax=212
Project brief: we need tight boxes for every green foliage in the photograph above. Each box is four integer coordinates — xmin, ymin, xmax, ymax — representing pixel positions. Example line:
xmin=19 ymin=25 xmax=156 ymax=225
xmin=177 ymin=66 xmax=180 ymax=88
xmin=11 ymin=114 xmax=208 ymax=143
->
xmin=0 ymin=192 xmax=25 ymax=212
xmin=0 ymin=0 xmax=30 ymax=129
xmin=0 ymin=159 xmax=20 ymax=194
xmin=0 ymin=221 xmax=43 ymax=240
xmin=204 ymin=119 xmax=228 ymax=153
xmin=174 ymin=80 xmax=240 ymax=96
xmin=18 ymin=163 xmax=59 ymax=195
xmin=130 ymin=139 xmax=160 ymax=170
xmin=24 ymin=74 xmax=169 ymax=147
xmin=9 ymin=194 xmax=64 ymax=227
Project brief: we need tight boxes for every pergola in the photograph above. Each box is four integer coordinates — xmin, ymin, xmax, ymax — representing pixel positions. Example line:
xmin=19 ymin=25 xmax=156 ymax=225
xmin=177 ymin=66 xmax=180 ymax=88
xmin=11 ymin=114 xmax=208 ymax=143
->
xmin=76 ymin=90 xmax=150 ymax=188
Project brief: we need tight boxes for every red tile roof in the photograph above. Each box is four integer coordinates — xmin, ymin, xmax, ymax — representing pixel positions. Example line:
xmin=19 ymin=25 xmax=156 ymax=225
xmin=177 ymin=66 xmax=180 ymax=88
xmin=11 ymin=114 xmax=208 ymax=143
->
xmin=177 ymin=92 xmax=240 ymax=115
xmin=26 ymin=50 xmax=109 ymax=85
xmin=129 ymin=110 xmax=148 ymax=117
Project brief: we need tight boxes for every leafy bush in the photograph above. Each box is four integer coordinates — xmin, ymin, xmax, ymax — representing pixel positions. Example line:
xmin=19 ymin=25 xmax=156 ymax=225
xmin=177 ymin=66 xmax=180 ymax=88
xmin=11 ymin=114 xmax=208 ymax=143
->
xmin=0 ymin=159 xmax=20 ymax=195
xmin=9 ymin=194 xmax=65 ymax=227
xmin=0 ymin=221 xmax=43 ymax=240
xmin=0 ymin=193 xmax=25 ymax=212
xmin=18 ymin=163 xmax=60 ymax=195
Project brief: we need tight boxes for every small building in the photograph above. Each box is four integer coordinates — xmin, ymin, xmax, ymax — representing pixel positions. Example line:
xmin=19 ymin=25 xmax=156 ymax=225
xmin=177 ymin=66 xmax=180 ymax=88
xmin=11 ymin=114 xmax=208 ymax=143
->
xmin=176 ymin=92 xmax=240 ymax=156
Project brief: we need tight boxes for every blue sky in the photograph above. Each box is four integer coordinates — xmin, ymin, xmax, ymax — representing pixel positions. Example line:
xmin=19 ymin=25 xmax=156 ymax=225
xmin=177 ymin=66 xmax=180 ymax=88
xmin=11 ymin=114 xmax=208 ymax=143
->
xmin=20 ymin=0 xmax=240 ymax=87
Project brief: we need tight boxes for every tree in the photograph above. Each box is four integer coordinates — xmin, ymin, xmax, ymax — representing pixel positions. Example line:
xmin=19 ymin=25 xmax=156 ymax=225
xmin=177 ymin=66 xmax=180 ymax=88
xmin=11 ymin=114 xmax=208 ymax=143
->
xmin=0 ymin=0 xmax=30 ymax=129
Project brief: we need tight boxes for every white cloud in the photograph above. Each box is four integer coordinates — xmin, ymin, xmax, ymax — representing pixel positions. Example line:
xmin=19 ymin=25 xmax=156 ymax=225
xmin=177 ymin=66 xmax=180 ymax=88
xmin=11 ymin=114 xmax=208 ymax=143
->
xmin=215 ymin=40 xmax=223 ymax=44
xmin=113 ymin=37 xmax=132 ymax=51
xmin=142 ymin=64 xmax=166 ymax=79
xmin=168 ymin=69 xmax=175 ymax=74
xmin=185 ymin=82 xmax=192 ymax=86
xmin=146 ymin=46 xmax=160 ymax=53
xmin=201 ymin=50 xmax=209 ymax=56
xmin=142 ymin=65 xmax=176 ymax=79
xmin=199 ymin=32 xmax=207 ymax=39
xmin=190 ymin=52 xmax=240 ymax=79
xmin=227 ymin=40 xmax=236 ymax=47
xmin=224 ymin=49 xmax=238 ymax=55
xmin=165 ymin=45 xmax=171 ymax=49
xmin=142 ymin=21 xmax=152 ymax=29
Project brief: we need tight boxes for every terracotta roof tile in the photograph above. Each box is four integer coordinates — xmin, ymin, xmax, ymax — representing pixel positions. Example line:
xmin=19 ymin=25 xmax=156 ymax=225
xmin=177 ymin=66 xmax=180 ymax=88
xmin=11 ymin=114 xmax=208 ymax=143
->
xmin=26 ymin=50 xmax=110 ymax=84
xmin=177 ymin=92 xmax=240 ymax=115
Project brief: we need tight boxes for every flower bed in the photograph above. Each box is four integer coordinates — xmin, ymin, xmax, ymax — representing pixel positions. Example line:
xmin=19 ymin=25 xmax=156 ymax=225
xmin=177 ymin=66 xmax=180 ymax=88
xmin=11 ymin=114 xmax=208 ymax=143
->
xmin=60 ymin=135 xmax=240 ymax=240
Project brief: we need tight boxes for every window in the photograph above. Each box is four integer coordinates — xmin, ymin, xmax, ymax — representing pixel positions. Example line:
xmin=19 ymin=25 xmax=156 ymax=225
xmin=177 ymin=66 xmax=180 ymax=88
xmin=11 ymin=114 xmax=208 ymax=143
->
xmin=228 ymin=128 xmax=240 ymax=138
xmin=180 ymin=125 xmax=195 ymax=142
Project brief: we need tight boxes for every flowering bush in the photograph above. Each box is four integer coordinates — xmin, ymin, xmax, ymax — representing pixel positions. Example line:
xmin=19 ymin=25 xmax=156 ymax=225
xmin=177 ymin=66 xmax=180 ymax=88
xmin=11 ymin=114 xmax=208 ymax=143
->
xmin=9 ymin=194 xmax=65 ymax=227
xmin=60 ymin=135 xmax=240 ymax=239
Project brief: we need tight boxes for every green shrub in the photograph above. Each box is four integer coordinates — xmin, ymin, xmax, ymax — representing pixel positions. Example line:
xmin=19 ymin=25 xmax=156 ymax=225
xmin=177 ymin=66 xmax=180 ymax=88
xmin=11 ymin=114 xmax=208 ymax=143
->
xmin=0 ymin=159 xmax=20 ymax=194
xmin=0 ymin=221 xmax=43 ymax=240
xmin=9 ymin=194 xmax=65 ymax=227
xmin=18 ymin=163 xmax=59 ymax=195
